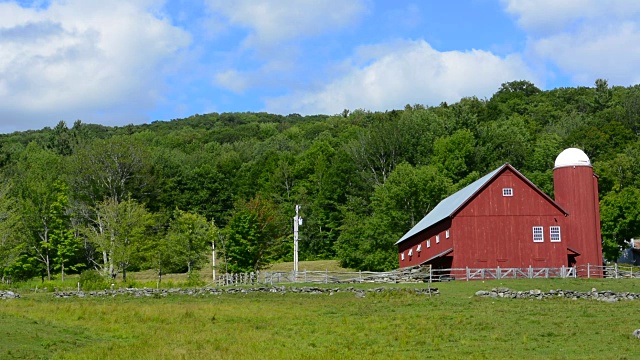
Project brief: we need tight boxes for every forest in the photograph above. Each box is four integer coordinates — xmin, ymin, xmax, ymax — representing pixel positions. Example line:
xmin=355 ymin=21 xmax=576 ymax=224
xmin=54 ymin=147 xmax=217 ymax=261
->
xmin=1 ymin=79 xmax=640 ymax=282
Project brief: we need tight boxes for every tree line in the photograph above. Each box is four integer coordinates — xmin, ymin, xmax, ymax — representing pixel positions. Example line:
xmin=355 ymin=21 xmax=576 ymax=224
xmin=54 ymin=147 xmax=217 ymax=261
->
xmin=1 ymin=79 xmax=639 ymax=281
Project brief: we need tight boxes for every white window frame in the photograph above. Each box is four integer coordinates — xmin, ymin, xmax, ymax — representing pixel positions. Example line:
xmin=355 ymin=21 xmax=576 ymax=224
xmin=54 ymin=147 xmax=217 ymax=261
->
xmin=427 ymin=239 xmax=431 ymax=248
xmin=503 ymin=188 xmax=513 ymax=197
xmin=408 ymin=249 xmax=413 ymax=257
xmin=436 ymin=234 xmax=440 ymax=243
xmin=550 ymin=226 xmax=561 ymax=242
xmin=417 ymin=244 xmax=422 ymax=252
xmin=445 ymin=229 xmax=450 ymax=239
xmin=533 ymin=226 xmax=544 ymax=243
xmin=401 ymin=252 xmax=405 ymax=261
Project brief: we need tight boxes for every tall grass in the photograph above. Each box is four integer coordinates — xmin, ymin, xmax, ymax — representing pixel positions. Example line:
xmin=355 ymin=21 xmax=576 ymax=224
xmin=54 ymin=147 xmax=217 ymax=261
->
xmin=2 ymin=278 xmax=640 ymax=359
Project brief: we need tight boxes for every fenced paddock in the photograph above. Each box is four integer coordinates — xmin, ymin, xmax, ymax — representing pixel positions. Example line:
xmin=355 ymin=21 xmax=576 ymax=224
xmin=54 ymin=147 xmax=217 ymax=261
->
xmin=214 ymin=264 xmax=640 ymax=286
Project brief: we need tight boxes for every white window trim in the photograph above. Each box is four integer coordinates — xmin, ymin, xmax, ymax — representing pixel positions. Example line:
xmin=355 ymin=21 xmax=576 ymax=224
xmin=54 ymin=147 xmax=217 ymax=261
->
xmin=417 ymin=244 xmax=422 ymax=252
xmin=503 ymin=188 xmax=513 ymax=197
xmin=408 ymin=249 xmax=413 ymax=257
xmin=550 ymin=226 xmax=561 ymax=242
xmin=533 ymin=226 xmax=544 ymax=243
xmin=427 ymin=239 xmax=431 ymax=248
xmin=401 ymin=252 xmax=405 ymax=261
xmin=445 ymin=230 xmax=450 ymax=239
xmin=436 ymin=234 xmax=440 ymax=243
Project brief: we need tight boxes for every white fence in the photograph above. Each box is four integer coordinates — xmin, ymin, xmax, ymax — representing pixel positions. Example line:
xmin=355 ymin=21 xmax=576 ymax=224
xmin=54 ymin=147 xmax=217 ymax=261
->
xmin=215 ymin=265 xmax=432 ymax=286
xmin=214 ymin=264 xmax=640 ymax=286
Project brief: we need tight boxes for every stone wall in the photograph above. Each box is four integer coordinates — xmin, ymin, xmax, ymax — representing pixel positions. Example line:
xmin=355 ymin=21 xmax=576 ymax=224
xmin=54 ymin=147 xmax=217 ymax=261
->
xmin=0 ymin=290 xmax=20 ymax=299
xmin=52 ymin=286 xmax=439 ymax=298
xmin=475 ymin=287 xmax=640 ymax=302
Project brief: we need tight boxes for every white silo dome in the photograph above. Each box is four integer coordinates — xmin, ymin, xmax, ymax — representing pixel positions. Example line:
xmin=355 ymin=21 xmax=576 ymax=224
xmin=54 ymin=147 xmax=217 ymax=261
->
xmin=554 ymin=148 xmax=591 ymax=168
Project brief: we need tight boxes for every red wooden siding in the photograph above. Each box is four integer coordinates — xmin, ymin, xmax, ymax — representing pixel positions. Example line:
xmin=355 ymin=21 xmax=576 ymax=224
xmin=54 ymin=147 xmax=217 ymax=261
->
xmin=398 ymin=219 xmax=452 ymax=268
xmin=451 ymin=169 xmax=567 ymax=268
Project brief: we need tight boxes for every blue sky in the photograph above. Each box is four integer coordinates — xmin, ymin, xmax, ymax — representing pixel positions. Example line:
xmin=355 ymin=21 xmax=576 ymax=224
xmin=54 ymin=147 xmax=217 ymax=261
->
xmin=1 ymin=0 xmax=640 ymax=133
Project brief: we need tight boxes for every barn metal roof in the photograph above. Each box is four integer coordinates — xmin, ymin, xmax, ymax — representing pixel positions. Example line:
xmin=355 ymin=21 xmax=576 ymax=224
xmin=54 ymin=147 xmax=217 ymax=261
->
xmin=396 ymin=163 xmax=569 ymax=246
xmin=395 ymin=165 xmax=505 ymax=245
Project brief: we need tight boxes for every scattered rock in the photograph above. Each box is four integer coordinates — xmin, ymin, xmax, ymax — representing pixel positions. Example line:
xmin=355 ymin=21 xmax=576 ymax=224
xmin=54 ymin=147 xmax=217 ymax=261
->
xmin=632 ymin=329 xmax=640 ymax=339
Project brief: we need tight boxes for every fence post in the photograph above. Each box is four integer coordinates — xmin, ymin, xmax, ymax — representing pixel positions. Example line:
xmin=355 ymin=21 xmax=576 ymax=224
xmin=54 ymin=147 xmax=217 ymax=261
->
xmin=466 ymin=267 xmax=469 ymax=281
xmin=325 ymin=269 xmax=328 ymax=284
xmin=561 ymin=265 xmax=565 ymax=278
xmin=615 ymin=263 xmax=618 ymax=279
xmin=497 ymin=266 xmax=501 ymax=280
xmin=359 ymin=270 xmax=362 ymax=283
xmin=587 ymin=264 xmax=590 ymax=279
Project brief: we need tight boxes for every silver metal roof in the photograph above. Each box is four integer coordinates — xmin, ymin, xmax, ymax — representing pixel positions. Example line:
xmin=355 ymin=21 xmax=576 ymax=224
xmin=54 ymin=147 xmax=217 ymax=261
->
xmin=395 ymin=164 xmax=505 ymax=245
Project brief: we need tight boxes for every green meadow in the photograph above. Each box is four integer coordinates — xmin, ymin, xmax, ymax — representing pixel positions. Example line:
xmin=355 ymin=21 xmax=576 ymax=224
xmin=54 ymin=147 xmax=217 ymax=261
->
xmin=2 ymin=278 xmax=640 ymax=359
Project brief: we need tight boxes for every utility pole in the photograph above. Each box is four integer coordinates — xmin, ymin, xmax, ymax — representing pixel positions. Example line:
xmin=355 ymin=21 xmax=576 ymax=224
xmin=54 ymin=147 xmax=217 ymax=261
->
xmin=293 ymin=205 xmax=302 ymax=273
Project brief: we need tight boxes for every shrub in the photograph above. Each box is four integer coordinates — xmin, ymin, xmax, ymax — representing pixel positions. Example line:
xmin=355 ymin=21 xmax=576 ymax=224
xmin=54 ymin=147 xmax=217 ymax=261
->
xmin=186 ymin=271 xmax=204 ymax=287
xmin=79 ymin=270 xmax=108 ymax=291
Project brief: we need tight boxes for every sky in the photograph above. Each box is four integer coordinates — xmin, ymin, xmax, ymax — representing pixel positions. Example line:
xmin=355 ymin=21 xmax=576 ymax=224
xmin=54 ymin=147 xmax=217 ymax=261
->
xmin=2 ymin=0 xmax=640 ymax=133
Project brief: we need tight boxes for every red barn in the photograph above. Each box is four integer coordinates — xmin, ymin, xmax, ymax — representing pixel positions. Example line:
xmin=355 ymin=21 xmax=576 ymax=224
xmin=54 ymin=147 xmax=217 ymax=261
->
xmin=396 ymin=148 xmax=603 ymax=271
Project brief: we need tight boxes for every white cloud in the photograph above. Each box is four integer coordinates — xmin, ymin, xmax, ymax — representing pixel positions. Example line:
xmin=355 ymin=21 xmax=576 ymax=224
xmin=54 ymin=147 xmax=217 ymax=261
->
xmin=503 ymin=0 xmax=640 ymax=34
xmin=0 ymin=0 xmax=190 ymax=131
xmin=265 ymin=40 xmax=536 ymax=115
xmin=503 ymin=0 xmax=640 ymax=86
xmin=205 ymin=0 xmax=368 ymax=47
xmin=214 ymin=69 xmax=249 ymax=93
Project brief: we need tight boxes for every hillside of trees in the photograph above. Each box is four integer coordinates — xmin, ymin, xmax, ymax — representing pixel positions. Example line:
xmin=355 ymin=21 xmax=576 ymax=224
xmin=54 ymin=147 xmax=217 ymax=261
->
xmin=1 ymin=79 xmax=640 ymax=282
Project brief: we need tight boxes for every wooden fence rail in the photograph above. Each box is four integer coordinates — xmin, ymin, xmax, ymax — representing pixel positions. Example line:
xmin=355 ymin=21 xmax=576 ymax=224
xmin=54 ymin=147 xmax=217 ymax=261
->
xmin=212 ymin=264 xmax=640 ymax=286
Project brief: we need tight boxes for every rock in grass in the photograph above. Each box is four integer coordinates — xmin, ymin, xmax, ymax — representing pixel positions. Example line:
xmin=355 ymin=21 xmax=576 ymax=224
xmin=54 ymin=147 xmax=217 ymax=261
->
xmin=633 ymin=329 xmax=640 ymax=339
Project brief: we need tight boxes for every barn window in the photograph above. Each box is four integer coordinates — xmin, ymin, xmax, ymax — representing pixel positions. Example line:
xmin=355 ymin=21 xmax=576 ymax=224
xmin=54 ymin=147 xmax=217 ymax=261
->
xmin=401 ymin=252 xmax=405 ymax=261
xmin=436 ymin=234 xmax=440 ymax=243
xmin=427 ymin=239 xmax=431 ymax=248
xmin=503 ymin=188 xmax=513 ymax=196
xmin=532 ymin=226 xmax=544 ymax=242
xmin=446 ymin=229 xmax=450 ymax=238
xmin=417 ymin=244 xmax=422 ymax=252
xmin=550 ymin=226 xmax=561 ymax=242
xmin=408 ymin=249 xmax=413 ymax=257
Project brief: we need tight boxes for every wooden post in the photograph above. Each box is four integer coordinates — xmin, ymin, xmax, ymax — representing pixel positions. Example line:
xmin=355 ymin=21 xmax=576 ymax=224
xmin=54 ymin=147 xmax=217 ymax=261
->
xmin=497 ymin=266 xmax=501 ymax=280
xmin=359 ymin=270 xmax=362 ymax=283
xmin=466 ymin=267 xmax=469 ymax=281
xmin=212 ymin=240 xmax=216 ymax=282
xmin=325 ymin=269 xmax=328 ymax=284
xmin=615 ymin=263 xmax=618 ymax=279
xmin=561 ymin=265 xmax=565 ymax=278
xmin=587 ymin=263 xmax=590 ymax=279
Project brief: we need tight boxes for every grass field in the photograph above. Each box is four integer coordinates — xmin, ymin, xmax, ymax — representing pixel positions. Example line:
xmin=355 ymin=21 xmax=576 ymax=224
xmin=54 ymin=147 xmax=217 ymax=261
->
xmin=265 ymin=259 xmax=352 ymax=272
xmin=2 ymin=277 xmax=640 ymax=359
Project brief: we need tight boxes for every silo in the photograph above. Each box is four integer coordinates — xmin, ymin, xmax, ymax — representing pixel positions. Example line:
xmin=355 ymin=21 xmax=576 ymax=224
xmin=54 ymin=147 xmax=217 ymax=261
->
xmin=553 ymin=148 xmax=603 ymax=269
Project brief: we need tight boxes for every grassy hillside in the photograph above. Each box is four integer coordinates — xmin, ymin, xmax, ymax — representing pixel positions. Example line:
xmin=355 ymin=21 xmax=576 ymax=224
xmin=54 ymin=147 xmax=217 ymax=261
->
xmin=2 ymin=278 xmax=640 ymax=359
xmin=265 ymin=260 xmax=353 ymax=272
